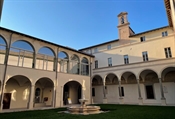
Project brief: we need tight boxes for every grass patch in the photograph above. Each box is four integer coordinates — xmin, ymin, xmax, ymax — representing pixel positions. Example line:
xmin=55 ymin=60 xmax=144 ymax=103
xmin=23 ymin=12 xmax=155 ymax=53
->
xmin=0 ymin=104 xmax=175 ymax=119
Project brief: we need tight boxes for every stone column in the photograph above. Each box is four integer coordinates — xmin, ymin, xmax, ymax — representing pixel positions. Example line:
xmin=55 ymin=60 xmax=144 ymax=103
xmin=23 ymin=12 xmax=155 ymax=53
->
xmin=102 ymin=81 xmax=107 ymax=103
xmin=118 ymin=80 xmax=124 ymax=104
xmin=79 ymin=63 xmax=81 ymax=75
xmin=158 ymin=78 xmax=166 ymax=105
xmin=136 ymin=79 xmax=143 ymax=105
xmin=28 ymin=85 xmax=35 ymax=109
xmin=0 ymin=83 xmax=6 ymax=111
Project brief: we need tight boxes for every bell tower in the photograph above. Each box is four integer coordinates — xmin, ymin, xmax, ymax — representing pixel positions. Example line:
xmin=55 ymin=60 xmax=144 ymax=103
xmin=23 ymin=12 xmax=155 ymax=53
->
xmin=117 ymin=12 xmax=134 ymax=40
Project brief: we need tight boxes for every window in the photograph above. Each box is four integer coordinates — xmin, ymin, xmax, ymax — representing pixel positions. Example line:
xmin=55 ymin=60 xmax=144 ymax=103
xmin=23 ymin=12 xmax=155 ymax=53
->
xmin=92 ymin=88 xmax=95 ymax=96
xmin=107 ymin=44 xmax=111 ymax=50
xmin=162 ymin=31 xmax=168 ymax=37
xmin=145 ymin=85 xmax=154 ymax=99
xmin=124 ymin=55 xmax=129 ymax=64
xmin=94 ymin=48 xmax=98 ymax=53
xmin=142 ymin=51 xmax=148 ymax=61
xmin=95 ymin=60 xmax=98 ymax=69
xmin=140 ymin=36 xmax=145 ymax=42
xmin=121 ymin=16 xmax=124 ymax=24
xmin=119 ymin=87 xmax=124 ymax=97
xmin=164 ymin=47 xmax=172 ymax=58
xmin=108 ymin=57 xmax=112 ymax=66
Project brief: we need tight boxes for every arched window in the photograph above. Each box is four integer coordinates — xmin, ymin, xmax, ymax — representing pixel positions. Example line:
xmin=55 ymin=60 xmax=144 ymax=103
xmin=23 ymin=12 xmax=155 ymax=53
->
xmin=36 ymin=47 xmax=55 ymax=71
xmin=0 ymin=36 xmax=7 ymax=64
xmin=9 ymin=40 xmax=34 ymax=68
xmin=121 ymin=16 xmax=124 ymax=24
xmin=70 ymin=54 xmax=79 ymax=74
xmin=58 ymin=51 xmax=69 ymax=73
xmin=81 ymin=57 xmax=89 ymax=76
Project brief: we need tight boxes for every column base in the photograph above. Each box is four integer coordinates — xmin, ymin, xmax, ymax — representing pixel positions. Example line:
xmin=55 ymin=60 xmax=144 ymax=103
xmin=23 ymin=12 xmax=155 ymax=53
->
xmin=103 ymin=98 xmax=108 ymax=104
xmin=161 ymin=98 xmax=166 ymax=106
xmin=138 ymin=98 xmax=143 ymax=105
xmin=119 ymin=97 xmax=124 ymax=104
xmin=28 ymin=102 xmax=34 ymax=109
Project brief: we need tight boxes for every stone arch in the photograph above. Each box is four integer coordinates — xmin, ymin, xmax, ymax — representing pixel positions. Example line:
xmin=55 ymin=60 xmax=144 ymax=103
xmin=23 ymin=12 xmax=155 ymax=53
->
xmin=139 ymin=69 xmax=159 ymax=83
xmin=58 ymin=51 xmax=69 ymax=73
xmin=36 ymin=46 xmax=56 ymax=71
xmin=63 ymin=81 xmax=82 ymax=105
xmin=69 ymin=54 xmax=80 ymax=74
xmin=121 ymin=71 xmax=137 ymax=84
xmin=3 ymin=75 xmax=31 ymax=109
xmin=161 ymin=66 xmax=175 ymax=82
xmin=34 ymin=77 xmax=54 ymax=107
xmin=81 ymin=57 xmax=89 ymax=76
xmin=92 ymin=75 xmax=103 ymax=85
xmin=0 ymin=35 xmax=8 ymax=64
xmin=0 ymin=35 xmax=8 ymax=46
xmin=9 ymin=40 xmax=35 ymax=68
xmin=105 ymin=73 xmax=118 ymax=85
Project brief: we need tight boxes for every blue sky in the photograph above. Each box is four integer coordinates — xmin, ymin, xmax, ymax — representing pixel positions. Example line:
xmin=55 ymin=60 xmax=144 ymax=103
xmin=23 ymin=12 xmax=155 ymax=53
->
xmin=1 ymin=0 xmax=168 ymax=50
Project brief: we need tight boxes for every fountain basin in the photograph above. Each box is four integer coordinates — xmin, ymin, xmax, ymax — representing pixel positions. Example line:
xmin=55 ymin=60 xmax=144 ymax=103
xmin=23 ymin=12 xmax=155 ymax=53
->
xmin=67 ymin=105 xmax=101 ymax=115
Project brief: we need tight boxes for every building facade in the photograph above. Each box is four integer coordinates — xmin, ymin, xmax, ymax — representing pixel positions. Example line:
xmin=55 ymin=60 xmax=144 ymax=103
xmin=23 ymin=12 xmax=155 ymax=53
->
xmin=79 ymin=0 xmax=175 ymax=106
xmin=0 ymin=0 xmax=175 ymax=112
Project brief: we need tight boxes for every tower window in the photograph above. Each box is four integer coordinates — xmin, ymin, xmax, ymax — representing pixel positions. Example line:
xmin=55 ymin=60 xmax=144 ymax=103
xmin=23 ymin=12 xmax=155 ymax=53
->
xmin=164 ymin=47 xmax=172 ymax=58
xmin=140 ymin=36 xmax=146 ymax=42
xmin=121 ymin=16 xmax=124 ymax=24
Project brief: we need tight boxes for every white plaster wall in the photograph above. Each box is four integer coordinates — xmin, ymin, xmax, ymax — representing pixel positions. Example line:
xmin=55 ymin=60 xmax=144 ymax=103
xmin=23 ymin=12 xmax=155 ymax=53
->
xmin=4 ymin=80 xmax=30 ymax=109
xmin=163 ymin=82 xmax=175 ymax=105
xmin=0 ymin=54 xmax=5 ymax=64
xmin=106 ymin=85 xmax=119 ymax=103
xmin=43 ymin=87 xmax=53 ymax=105
xmin=122 ymin=84 xmax=138 ymax=104
xmin=92 ymin=86 xmax=103 ymax=103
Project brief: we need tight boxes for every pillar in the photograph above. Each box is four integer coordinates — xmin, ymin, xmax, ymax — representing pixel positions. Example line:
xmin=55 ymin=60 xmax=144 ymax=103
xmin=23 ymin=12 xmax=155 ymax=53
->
xmin=119 ymin=80 xmax=124 ymax=104
xmin=159 ymin=78 xmax=166 ymax=105
xmin=102 ymin=81 xmax=107 ymax=103
xmin=28 ymin=85 xmax=35 ymax=109
xmin=136 ymin=79 xmax=143 ymax=105
xmin=0 ymin=83 xmax=6 ymax=111
xmin=52 ymin=86 xmax=56 ymax=107
xmin=79 ymin=62 xmax=81 ymax=75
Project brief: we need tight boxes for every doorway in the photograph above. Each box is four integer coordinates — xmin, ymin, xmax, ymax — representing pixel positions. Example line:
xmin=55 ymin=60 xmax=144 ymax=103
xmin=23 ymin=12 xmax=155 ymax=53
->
xmin=3 ymin=93 xmax=11 ymax=109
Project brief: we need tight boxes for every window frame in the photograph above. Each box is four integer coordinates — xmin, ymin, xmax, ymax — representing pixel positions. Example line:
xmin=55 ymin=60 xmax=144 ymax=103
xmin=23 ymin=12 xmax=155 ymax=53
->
xmin=108 ymin=57 xmax=112 ymax=67
xmin=124 ymin=55 xmax=129 ymax=64
xmin=95 ymin=60 xmax=98 ymax=69
xmin=164 ymin=47 xmax=172 ymax=58
xmin=142 ymin=51 xmax=148 ymax=61
xmin=140 ymin=36 xmax=146 ymax=42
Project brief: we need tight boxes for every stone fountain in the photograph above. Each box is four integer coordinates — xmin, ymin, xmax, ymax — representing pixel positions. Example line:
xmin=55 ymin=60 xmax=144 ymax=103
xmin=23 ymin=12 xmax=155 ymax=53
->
xmin=66 ymin=96 xmax=102 ymax=115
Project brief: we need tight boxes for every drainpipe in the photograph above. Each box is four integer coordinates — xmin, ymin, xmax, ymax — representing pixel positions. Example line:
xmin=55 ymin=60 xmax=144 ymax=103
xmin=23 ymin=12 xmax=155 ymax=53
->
xmin=54 ymin=47 xmax=59 ymax=107
xmin=90 ymin=57 xmax=92 ymax=104
xmin=0 ymin=32 xmax=13 ymax=111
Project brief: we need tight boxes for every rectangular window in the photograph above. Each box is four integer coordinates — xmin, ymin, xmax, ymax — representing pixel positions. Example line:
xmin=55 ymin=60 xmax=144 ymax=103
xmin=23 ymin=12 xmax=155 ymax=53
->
xmin=142 ymin=51 xmax=148 ymax=61
xmin=119 ymin=87 xmax=124 ymax=97
xmin=92 ymin=88 xmax=95 ymax=96
xmin=162 ymin=31 xmax=168 ymax=37
xmin=107 ymin=44 xmax=111 ymax=50
xmin=95 ymin=60 xmax=98 ymax=69
xmin=145 ymin=85 xmax=154 ymax=99
xmin=124 ymin=55 xmax=129 ymax=64
xmin=140 ymin=36 xmax=145 ymax=42
xmin=164 ymin=47 xmax=172 ymax=58
xmin=108 ymin=57 xmax=112 ymax=67
xmin=94 ymin=48 xmax=98 ymax=53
